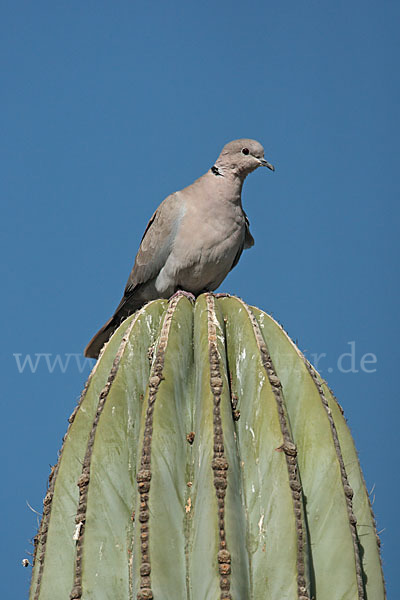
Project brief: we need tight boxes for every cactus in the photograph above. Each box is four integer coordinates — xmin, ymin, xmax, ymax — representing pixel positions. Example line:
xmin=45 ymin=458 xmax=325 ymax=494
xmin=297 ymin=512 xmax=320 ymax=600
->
xmin=29 ymin=294 xmax=385 ymax=600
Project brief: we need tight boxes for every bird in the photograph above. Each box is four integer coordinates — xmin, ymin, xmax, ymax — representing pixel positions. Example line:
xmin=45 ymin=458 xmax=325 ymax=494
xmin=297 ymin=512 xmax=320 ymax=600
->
xmin=84 ymin=139 xmax=274 ymax=358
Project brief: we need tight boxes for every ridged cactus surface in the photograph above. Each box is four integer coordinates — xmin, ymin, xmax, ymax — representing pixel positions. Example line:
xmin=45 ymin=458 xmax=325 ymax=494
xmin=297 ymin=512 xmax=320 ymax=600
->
xmin=30 ymin=294 xmax=385 ymax=600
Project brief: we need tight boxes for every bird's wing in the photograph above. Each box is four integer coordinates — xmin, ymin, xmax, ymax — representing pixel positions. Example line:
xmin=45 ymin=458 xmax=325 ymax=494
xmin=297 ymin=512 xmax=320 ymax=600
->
xmin=229 ymin=209 xmax=254 ymax=272
xmin=243 ymin=208 xmax=255 ymax=249
xmin=124 ymin=192 xmax=183 ymax=294
xmin=84 ymin=193 xmax=183 ymax=359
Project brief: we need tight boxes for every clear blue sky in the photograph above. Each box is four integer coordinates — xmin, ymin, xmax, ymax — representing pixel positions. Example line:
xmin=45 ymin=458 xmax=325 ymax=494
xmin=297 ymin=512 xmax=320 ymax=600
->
xmin=1 ymin=1 xmax=398 ymax=596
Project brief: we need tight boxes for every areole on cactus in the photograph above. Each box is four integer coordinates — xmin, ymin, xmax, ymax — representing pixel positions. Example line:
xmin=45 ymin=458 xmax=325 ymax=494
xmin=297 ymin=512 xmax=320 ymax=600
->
xmin=29 ymin=294 xmax=385 ymax=600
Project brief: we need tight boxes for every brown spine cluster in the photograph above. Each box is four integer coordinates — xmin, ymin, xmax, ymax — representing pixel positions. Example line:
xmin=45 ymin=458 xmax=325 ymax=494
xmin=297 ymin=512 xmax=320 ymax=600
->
xmin=136 ymin=298 xmax=179 ymax=600
xmin=206 ymin=294 xmax=232 ymax=600
xmin=239 ymin=301 xmax=310 ymax=600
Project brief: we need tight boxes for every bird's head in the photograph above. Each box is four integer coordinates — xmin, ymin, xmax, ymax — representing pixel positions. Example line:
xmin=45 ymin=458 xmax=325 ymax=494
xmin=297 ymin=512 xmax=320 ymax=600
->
xmin=214 ymin=138 xmax=274 ymax=178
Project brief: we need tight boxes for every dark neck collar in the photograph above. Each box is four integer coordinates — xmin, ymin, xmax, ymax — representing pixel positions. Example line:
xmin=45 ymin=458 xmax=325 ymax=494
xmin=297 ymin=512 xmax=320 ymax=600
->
xmin=211 ymin=165 xmax=223 ymax=176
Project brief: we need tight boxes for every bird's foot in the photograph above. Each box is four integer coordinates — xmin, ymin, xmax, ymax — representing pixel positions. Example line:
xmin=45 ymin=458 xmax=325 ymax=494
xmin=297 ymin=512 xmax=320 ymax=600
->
xmin=213 ymin=292 xmax=232 ymax=299
xmin=169 ymin=290 xmax=196 ymax=304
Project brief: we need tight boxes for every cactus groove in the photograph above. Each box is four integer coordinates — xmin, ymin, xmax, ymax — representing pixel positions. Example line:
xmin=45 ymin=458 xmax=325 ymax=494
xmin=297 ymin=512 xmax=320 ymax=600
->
xmin=29 ymin=294 xmax=385 ymax=600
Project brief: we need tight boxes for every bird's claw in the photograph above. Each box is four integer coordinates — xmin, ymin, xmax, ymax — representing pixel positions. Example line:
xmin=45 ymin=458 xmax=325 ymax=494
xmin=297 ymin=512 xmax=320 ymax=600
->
xmin=169 ymin=290 xmax=196 ymax=304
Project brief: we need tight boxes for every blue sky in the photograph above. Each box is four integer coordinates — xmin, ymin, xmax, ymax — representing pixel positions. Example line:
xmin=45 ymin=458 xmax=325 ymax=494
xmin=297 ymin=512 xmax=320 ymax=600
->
xmin=1 ymin=1 xmax=398 ymax=596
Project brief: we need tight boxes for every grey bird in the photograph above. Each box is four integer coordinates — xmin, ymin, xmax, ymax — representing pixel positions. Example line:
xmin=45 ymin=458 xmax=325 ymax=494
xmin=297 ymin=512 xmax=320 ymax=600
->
xmin=84 ymin=139 xmax=274 ymax=358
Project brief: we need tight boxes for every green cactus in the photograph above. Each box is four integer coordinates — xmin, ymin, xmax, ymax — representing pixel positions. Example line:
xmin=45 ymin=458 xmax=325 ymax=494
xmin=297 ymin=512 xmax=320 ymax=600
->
xmin=29 ymin=294 xmax=385 ymax=600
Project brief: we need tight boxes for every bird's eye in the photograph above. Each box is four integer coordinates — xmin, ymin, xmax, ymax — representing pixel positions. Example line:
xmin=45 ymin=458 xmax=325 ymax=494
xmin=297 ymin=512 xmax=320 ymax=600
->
xmin=242 ymin=148 xmax=250 ymax=155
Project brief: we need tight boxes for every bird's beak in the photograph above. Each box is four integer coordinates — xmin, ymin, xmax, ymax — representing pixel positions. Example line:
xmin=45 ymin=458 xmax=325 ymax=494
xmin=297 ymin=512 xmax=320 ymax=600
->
xmin=258 ymin=158 xmax=275 ymax=171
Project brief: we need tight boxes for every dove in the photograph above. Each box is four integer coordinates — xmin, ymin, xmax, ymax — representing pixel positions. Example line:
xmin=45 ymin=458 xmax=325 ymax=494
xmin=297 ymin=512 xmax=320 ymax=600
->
xmin=84 ymin=139 xmax=274 ymax=358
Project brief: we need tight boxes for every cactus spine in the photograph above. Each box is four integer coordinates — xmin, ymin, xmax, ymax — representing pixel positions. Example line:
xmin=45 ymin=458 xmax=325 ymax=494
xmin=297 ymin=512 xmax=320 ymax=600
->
xmin=29 ymin=294 xmax=385 ymax=600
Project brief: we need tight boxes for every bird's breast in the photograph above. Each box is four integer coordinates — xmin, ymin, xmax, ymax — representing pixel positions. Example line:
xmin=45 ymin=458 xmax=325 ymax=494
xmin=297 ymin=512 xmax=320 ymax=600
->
xmin=179 ymin=197 xmax=245 ymax=255
xmin=155 ymin=195 xmax=245 ymax=294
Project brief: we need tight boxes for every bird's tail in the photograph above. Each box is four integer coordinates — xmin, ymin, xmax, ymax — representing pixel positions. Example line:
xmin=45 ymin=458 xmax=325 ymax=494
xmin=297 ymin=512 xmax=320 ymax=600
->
xmin=84 ymin=295 xmax=144 ymax=359
xmin=84 ymin=315 xmax=120 ymax=359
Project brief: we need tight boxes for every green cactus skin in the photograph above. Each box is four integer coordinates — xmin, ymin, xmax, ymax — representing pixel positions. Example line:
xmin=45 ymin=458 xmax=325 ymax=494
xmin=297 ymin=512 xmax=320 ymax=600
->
xmin=29 ymin=294 xmax=385 ymax=600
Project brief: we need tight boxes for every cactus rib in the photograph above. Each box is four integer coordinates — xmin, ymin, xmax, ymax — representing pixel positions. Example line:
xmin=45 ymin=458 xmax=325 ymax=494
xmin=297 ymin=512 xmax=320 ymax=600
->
xmin=238 ymin=299 xmax=310 ymax=600
xmin=136 ymin=296 xmax=181 ymax=599
xmin=70 ymin=311 xmax=145 ymax=600
xmin=206 ymin=294 xmax=232 ymax=599
xmin=304 ymin=360 xmax=365 ymax=599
